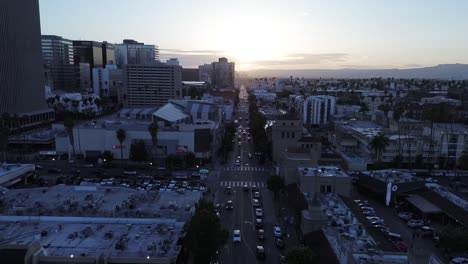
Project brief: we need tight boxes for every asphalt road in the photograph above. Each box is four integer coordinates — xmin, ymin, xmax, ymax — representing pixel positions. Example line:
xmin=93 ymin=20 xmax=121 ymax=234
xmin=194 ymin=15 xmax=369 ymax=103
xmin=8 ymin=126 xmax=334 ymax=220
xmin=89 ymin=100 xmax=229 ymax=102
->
xmin=216 ymin=86 xmax=284 ymax=264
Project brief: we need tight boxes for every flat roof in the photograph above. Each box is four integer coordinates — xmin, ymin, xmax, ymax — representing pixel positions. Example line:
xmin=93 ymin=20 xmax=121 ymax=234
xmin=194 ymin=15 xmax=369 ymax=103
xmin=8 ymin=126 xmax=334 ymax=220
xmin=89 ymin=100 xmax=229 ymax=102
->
xmin=298 ymin=166 xmax=349 ymax=177
xmin=406 ymin=194 xmax=442 ymax=214
xmin=0 ymin=185 xmax=201 ymax=221
xmin=0 ymin=216 xmax=183 ymax=260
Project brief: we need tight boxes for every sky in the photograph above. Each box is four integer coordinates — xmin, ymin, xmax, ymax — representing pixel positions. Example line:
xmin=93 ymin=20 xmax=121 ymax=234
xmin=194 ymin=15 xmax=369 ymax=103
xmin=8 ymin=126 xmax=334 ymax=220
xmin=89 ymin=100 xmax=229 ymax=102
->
xmin=39 ymin=0 xmax=468 ymax=71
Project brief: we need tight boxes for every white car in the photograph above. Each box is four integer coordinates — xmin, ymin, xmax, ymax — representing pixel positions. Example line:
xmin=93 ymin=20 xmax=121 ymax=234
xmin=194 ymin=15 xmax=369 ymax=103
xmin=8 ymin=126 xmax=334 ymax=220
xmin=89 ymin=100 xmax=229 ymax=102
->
xmin=451 ymin=257 xmax=468 ymax=264
xmin=273 ymin=226 xmax=282 ymax=237
xmin=255 ymin=208 xmax=263 ymax=217
xmin=124 ymin=170 xmax=137 ymax=175
xmin=254 ymin=191 xmax=261 ymax=199
xmin=398 ymin=212 xmax=413 ymax=221
xmin=233 ymin=229 xmax=241 ymax=243
xmin=407 ymin=219 xmax=425 ymax=228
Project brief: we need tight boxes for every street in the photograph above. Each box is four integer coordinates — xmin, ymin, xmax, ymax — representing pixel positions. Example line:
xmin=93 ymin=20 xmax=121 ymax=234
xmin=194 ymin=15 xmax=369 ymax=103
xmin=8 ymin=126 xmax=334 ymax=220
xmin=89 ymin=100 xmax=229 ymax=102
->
xmin=214 ymin=85 xmax=284 ymax=264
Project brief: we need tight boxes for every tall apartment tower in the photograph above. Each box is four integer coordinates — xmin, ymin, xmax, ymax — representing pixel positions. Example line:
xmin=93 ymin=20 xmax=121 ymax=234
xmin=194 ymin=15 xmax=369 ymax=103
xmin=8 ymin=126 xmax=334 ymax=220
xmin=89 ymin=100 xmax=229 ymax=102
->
xmin=0 ymin=0 xmax=54 ymax=124
xmin=41 ymin=35 xmax=76 ymax=91
xmin=123 ymin=63 xmax=182 ymax=107
xmin=212 ymin=57 xmax=235 ymax=90
xmin=303 ymin=95 xmax=336 ymax=126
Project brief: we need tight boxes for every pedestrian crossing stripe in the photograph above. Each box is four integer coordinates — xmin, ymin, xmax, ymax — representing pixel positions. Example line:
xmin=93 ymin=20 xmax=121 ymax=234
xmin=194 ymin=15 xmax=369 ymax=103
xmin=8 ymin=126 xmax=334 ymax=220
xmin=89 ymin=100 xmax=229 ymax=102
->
xmin=220 ymin=181 xmax=266 ymax=188
xmin=223 ymin=167 xmax=267 ymax=171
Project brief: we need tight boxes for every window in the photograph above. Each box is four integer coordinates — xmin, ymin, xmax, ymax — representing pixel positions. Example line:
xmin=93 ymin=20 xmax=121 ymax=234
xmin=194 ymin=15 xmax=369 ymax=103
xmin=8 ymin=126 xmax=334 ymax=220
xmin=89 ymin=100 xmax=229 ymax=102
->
xmin=283 ymin=122 xmax=286 ymax=126
xmin=281 ymin=132 xmax=285 ymax=139
xmin=320 ymin=185 xmax=326 ymax=193
xmin=286 ymin=132 xmax=290 ymax=138
xmin=291 ymin=132 xmax=295 ymax=138
xmin=326 ymin=185 xmax=332 ymax=193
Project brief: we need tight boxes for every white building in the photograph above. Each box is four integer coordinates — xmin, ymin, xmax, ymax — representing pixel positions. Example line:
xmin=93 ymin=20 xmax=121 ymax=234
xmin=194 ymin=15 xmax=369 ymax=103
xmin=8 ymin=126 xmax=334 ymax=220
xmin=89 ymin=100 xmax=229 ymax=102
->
xmin=92 ymin=64 xmax=123 ymax=98
xmin=303 ymin=95 xmax=336 ymax=126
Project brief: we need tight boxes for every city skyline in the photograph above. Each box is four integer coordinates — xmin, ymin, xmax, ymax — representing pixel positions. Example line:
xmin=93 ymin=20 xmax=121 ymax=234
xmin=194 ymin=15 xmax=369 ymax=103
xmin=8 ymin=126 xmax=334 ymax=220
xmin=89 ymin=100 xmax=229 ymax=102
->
xmin=39 ymin=0 xmax=468 ymax=71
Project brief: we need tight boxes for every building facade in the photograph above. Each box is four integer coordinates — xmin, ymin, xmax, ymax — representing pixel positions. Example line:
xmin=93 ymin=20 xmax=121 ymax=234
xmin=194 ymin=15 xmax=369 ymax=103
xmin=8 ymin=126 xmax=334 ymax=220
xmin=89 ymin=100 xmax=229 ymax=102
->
xmin=271 ymin=117 xmax=303 ymax=164
xmin=41 ymin=35 xmax=76 ymax=91
xmin=123 ymin=63 xmax=182 ymax=107
xmin=303 ymin=95 xmax=336 ymax=126
xmin=0 ymin=0 xmax=54 ymax=125
xmin=212 ymin=57 xmax=235 ymax=90
xmin=115 ymin=39 xmax=159 ymax=67
xmin=92 ymin=64 xmax=123 ymax=99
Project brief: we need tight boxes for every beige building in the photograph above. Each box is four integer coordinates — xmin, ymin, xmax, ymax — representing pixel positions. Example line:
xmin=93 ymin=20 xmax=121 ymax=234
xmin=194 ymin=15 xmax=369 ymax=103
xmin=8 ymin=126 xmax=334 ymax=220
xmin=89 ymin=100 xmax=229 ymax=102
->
xmin=271 ymin=116 xmax=303 ymax=164
xmin=279 ymin=145 xmax=321 ymax=185
xmin=297 ymin=166 xmax=352 ymax=197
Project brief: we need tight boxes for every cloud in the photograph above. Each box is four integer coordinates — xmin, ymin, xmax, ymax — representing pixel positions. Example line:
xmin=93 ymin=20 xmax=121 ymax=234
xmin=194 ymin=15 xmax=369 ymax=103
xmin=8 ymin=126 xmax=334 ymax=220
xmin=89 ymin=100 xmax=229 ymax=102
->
xmin=403 ymin=63 xmax=423 ymax=68
xmin=257 ymin=53 xmax=349 ymax=66
xmin=159 ymin=49 xmax=225 ymax=55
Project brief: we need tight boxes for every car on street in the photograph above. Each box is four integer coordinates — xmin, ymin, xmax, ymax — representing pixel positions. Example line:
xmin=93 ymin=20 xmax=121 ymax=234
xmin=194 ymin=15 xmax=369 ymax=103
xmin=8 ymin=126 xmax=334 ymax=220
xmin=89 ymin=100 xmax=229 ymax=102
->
xmin=254 ymin=191 xmax=261 ymax=199
xmin=407 ymin=219 xmax=425 ymax=228
xmin=280 ymin=254 xmax=287 ymax=263
xmin=257 ymin=229 xmax=265 ymax=240
xmin=419 ymin=226 xmax=434 ymax=236
xmin=255 ymin=218 xmax=263 ymax=229
xmin=248 ymin=153 xmax=253 ymax=158
xmin=450 ymin=257 xmax=468 ymax=264
xmin=243 ymin=184 xmax=249 ymax=191
xmin=252 ymin=185 xmax=259 ymax=192
xmin=273 ymin=226 xmax=282 ymax=237
xmin=235 ymin=160 xmax=240 ymax=166
xmin=256 ymin=245 xmax=266 ymax=260
xmin=398 ymin=212 xmax=413 ymax=221
xmin=233 ymin=230 xmax=241 ymax=243
xmin=124 ymin=170 xmax=137 ymax=175
xmin=225 ymin=200 xmax=234 ymax=210
xmin=213 ymin=203 xmax=221 ymax=213
xmin=225 ymin=186 xmax=232 ymax=194
xmin=255 ymin=208 xmax=263 ymax=217
xmin=276 ymin=238 xmax=285 ymax=249
xmin=253 ymin=199 xmax=260 ymax=208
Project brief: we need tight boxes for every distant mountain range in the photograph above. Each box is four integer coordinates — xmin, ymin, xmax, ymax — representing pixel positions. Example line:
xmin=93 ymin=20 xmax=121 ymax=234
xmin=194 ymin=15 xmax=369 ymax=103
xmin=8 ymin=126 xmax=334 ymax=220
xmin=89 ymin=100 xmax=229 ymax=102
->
xmin=245 ymin=64 xmax=468 ymax=80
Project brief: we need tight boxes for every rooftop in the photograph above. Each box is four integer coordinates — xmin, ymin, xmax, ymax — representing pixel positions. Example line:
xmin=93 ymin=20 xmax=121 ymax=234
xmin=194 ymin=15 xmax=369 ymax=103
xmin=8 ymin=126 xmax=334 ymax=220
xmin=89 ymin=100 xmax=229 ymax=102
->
xmin=299 ymin=166 xmax=349 ymax=177
xmin=0 ymin=216 xmax=184 ymax=260
xmin=0 ymin=185 xmax=202 ymax=221
xmin=350 ymin=252 xmax=409 ymax=264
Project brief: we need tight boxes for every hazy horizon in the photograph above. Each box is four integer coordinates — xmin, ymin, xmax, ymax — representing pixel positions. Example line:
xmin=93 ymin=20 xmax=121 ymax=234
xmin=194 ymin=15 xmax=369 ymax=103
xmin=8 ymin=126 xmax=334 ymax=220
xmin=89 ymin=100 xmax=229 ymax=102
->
xmin=39 ymin=0 xmax=468 ymax=71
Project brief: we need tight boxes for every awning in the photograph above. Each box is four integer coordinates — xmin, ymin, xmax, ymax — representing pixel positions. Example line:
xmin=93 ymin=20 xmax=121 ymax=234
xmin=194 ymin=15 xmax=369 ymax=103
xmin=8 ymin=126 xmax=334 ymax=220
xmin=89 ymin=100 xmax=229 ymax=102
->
xmin=406 ymin=194 xmax=442 ymax=214
xmin=199 ymin=169 xmax=209 ymax=174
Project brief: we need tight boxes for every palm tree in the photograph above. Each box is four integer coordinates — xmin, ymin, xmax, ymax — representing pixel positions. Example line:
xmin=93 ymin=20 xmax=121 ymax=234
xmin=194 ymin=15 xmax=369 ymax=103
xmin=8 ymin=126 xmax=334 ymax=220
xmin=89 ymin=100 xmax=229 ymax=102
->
xmin=63 ymin=116 xmax=76 ymax=160
xmin=148 ymin=122 xmax=158 ymax=166
xmin=369 ymin=133 xmax=390 ymax=162
xmin=116 ymin=128 xmax=126 ymax=167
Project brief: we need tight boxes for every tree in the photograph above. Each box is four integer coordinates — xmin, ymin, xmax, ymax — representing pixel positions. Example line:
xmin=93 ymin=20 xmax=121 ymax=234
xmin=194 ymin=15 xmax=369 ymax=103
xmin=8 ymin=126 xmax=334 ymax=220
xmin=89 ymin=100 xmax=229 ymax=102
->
xmin=287 ymin=247 xmax=319 ymax=264
xmin=148 ymin=122 xmax=159 ymax=165
xmin=184 ymin=152 xmax=198 ymax=168
xmin=129 ymin=140 xmax=148 ymax=162
xmin=63 ymin=116 xmax=76 ymax=160
xmin=116 ymin=128 xmax=126 ymax=167
xmin=369 ymin=133 xmax=390 ymax=162
xmin=186 ymin=199 xmax=228 ymax=264
xmin=0 ymin=126 xmax=9 ymax=161
xmin=439 ymin=225 xmax=468 ymax=252
xmin=267 ymin=175 xmax=285 ymax=198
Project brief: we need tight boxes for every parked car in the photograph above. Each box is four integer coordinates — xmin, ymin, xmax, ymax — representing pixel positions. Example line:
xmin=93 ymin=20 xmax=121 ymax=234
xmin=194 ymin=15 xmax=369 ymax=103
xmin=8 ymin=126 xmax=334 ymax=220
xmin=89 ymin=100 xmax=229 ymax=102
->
xmin=362 ymin=210 xmax=376 ymax=216
xmin=407 ymin=219 xmax=425 ymax=228
xmin=276 ymin=238 xmax=285 ymax=249
xmin=361 ymin=206 xmax=375 ymax=212
xmin=273 ymin=226 xmax=282 ymax=237
xmin=366 ymin=216 xmax=384 ymax=223
xmin=233 ymin=230 xmax=241 ymax=243
xmin=398 ymin=212 xmax=413 ymax=221
xmin=450 ymin=257 xmax=468 ymax=264
xmin=255 ymin=208 xmax=263 ymax=217
xmin=124 ymin=170 xmax=137 ymax=175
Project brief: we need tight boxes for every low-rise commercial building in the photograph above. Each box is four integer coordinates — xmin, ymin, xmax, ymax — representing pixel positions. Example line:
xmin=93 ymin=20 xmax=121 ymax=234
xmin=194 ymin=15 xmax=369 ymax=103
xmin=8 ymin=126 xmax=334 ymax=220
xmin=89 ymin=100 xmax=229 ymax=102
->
xmin=297 ymin=166 xmax=352 ymax=197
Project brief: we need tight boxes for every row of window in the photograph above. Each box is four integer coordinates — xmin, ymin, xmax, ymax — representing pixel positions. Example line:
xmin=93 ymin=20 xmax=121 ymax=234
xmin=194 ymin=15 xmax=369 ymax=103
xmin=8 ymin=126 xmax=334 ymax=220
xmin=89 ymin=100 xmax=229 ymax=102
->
xmin=281 ymin=131 xmax=296 ymax=139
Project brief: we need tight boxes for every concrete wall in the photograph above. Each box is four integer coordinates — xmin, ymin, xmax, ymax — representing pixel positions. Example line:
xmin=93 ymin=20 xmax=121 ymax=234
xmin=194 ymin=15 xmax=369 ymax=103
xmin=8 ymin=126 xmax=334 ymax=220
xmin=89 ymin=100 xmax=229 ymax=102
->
xmin=298 ymin=174 xmax=351 ymax=197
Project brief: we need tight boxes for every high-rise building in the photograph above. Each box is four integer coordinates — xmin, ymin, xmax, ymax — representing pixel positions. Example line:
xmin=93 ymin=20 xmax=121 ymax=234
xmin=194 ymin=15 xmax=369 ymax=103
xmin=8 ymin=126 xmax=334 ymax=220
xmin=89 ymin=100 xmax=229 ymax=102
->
xmin=115 ymin=39 xmax=159 ymax=67
xmin=0 ymin=0 xmax=54 ymax=125
xmin=166 ymin=58 xmax=179 ymax=66
xmin=123 ymin=63 xmax=182 ymax=107
xmin=182 ymin=68 xmax=199 ymax=81
xmin=303 ymin=95 xmax=336 ymax=126
xmin=92 ymin=64 xmax=123 ymax=99
xmin=72 ymin=40 xmax=104 ymax=68
xmin=102 ymin=41 xmax=115 ymax=66
xmin=41 ymin=35 xmax=76 ymax=91
xmin=212 ymin=57 xmax=235 ymax=90
xmin=198 ymin=64 xmax=212 ymax=83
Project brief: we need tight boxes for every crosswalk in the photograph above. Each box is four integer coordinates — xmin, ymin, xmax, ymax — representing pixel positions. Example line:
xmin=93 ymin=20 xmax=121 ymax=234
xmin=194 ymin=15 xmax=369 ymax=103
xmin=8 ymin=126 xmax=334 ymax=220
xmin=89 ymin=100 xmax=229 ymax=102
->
xmin=223 ymin=166 xmax=267 ymax=172
xmin=220 ymin=181 xmax=266 ymax=188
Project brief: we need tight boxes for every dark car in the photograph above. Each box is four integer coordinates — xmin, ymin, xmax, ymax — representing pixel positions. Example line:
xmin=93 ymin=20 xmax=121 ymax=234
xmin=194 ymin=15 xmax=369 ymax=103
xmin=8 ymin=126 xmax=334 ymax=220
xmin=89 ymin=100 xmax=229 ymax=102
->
xmin=255 ymin=218 xmax=263 ymax=229
xmin=48 ymin=168 xmax=62 ymax=173
xmin=276 ymin=238 xmax=285 ymax=249
xmin=257 ymin=229 xmax=265 ymax=240
xmin=243 ymin=185 xmax=249 ymax=192
xmin=252 ymin=185 xmax=259 ymax=192
xmin=225 ymin=186 xmax=232 ymax=194
xmin=225 ymin=200 xmax=234 ymax=210
xmin=256 ymin=245 xmax=266 ymax=260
